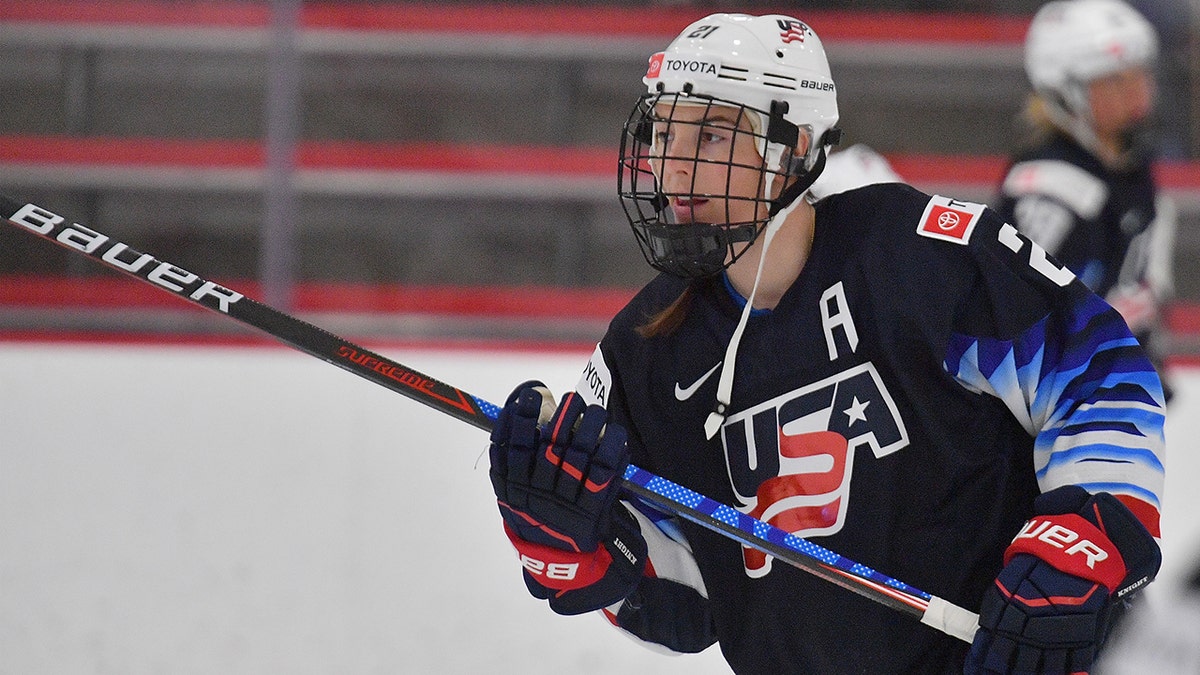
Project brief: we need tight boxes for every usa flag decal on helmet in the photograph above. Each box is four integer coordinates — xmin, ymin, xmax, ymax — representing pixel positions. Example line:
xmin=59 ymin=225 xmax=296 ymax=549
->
xmin=777 ymin=19 xmax=808 ymax=44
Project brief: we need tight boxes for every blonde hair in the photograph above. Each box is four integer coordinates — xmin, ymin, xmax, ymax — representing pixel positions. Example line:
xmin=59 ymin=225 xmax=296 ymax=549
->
xmin=1017 ymin=94 xmax=1063 ymax=151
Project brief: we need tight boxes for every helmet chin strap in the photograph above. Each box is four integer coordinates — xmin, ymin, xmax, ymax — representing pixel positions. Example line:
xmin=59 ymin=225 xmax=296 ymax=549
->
xmin=771 ymin=143 xmax=831 ymax=216
xmin=702 ymin=188 xmax=809 ymax=440
xmin=701 ymin=140 xmax=832 ymax=440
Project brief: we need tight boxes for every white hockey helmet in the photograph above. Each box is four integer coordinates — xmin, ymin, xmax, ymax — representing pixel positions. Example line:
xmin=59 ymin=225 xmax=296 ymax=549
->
xmin=618 ymin=13 xmax=842 ymax=278
xmin=644 ymin=13 xmax=840 ymax=175
xmin=1025 ymin=0 xmax=1158 ymax=120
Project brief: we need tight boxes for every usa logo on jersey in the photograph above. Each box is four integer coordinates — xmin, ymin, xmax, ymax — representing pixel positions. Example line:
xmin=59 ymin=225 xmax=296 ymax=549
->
xmin=719 ymin=363 xmax=908 ymax=577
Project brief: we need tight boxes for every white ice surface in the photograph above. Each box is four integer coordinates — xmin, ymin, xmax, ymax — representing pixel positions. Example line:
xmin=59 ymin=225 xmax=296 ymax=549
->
xmin=1 ymin=343 xmax=1196 ymax=674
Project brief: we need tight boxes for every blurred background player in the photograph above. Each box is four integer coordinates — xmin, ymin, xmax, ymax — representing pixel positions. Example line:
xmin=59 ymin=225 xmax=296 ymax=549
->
xmin=996 ymin=0 xmax=1177 ymax=399
xmin=486 ymin=12 xmax=1165 ymax=674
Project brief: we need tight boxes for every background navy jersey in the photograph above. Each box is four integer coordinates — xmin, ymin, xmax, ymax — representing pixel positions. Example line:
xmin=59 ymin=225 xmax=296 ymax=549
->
xmin=575 ymin=183 xmax=1166 ymax=674
xmin=995 ymin=131 xmax=1157 ymax=300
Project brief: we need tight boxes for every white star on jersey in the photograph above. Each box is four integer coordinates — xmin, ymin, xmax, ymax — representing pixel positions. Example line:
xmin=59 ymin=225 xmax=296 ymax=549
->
xmin=844 ymin=396 xmax=869 ymax=426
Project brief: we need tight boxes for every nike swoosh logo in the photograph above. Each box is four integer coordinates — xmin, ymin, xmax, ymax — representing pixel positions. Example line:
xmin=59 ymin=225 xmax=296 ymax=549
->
xmin=674 ymin=362 xmax=721 ymax=401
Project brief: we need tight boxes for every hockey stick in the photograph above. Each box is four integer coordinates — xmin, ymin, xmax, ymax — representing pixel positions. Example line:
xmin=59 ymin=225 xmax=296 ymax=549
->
xmin=1 ymin=194 xmax=979 ymax=643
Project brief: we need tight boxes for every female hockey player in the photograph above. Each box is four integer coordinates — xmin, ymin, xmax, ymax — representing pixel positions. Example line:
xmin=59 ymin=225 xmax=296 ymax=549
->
xmin=486 ymin=13 xmax=1165 ymax=674
xmin=996 ymin=0 xmax=1176 ymax=400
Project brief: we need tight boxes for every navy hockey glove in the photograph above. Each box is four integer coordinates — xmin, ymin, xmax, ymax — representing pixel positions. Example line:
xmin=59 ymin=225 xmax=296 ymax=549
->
xmin=966 ymin=485 xmax=1161 ymax=675
xmin=489 ymin=381 xmax=646 ymax=615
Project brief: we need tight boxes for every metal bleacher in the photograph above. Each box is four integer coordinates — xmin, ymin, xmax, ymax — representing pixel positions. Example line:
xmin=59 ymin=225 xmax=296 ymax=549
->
xmin=1 ymin=1 xmax=1198 ymax=342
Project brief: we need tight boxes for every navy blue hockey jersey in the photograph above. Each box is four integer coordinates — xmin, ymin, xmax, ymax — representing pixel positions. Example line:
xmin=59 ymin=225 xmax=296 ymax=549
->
xmin=997 ymin=132 xmax=1158 ymax=299
xmin=995 ymin=132 xmax=1174 ymax=345
xmin=573 ymin=183 xmax=1165 ymax=674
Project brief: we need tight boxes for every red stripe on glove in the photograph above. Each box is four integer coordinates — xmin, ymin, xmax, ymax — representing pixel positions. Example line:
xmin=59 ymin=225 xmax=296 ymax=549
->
xmin=993 ymin=577 xmax=1103 ymax=607
xmin=542 ymin=392 xmax=615 ymax=493
xmin=498 ymin=501 xmax=584 ymax=552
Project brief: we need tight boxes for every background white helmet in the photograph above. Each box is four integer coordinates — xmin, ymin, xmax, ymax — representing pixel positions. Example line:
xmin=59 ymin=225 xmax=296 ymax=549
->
xmin=618 ymin=13 xmax=842 ymax=279
xmin=1025 ymin=0 xmax=1158 ymax=120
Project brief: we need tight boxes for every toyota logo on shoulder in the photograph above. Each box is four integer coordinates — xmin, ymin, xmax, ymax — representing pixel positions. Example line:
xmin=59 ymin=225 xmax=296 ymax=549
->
xmin=917 ymin=197 xmax=982 ymax=244
xmin=937 ymin=211 xmax=961 ymax=230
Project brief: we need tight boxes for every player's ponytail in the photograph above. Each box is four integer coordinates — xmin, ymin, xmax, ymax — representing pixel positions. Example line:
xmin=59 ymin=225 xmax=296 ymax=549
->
xmin=636 ymin=284 xmax=695 ymax=338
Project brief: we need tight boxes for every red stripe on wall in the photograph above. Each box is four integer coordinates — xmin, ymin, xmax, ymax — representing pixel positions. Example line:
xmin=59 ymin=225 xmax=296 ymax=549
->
xmin=9 ymin=136 xmax=1200 ymax=191
xmin=0 ymin=275 xmax=634 ymax=319
xmin=0 ymin=1 xmax=1030 ymax=45
xmin=0 ymin=135 xmax=616 ymax=176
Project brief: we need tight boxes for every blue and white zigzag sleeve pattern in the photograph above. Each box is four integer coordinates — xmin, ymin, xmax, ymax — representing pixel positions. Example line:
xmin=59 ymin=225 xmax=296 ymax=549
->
xmin=944 ymin=293 xmax=1165 ymax=534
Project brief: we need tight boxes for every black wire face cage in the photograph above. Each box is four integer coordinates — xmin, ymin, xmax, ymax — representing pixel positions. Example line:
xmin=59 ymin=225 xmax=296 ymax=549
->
xmin=618 ymin=92 xmax=797 ymax=280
